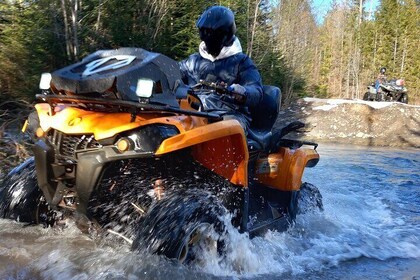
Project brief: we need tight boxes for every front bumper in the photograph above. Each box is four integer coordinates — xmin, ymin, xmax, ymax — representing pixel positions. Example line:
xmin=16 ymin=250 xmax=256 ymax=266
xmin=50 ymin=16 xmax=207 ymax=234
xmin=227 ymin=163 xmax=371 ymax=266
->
xmin=33 ymin=138 xmax=154 ymax=214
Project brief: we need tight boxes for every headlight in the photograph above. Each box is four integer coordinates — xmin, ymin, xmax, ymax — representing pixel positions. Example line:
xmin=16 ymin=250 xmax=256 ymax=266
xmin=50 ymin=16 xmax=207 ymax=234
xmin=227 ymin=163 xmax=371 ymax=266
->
xmin=39 ymin=73 xmax=52 ymax=90
xmin=119 ymin=124 xmax=179 ymax=153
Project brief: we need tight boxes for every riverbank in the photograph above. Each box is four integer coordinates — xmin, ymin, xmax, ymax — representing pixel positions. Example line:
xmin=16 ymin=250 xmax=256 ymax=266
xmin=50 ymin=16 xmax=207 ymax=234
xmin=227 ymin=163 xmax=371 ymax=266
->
xmin=276 ymin=98 xmax=420 ymax=148
xmin=1 ymin=97 xmax=419 ymax=180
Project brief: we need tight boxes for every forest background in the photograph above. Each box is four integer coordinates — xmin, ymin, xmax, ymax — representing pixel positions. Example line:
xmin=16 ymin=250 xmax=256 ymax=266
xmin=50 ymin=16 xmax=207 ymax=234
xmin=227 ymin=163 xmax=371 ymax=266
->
xmin=0 ymin=0 xmax=419 ymax=107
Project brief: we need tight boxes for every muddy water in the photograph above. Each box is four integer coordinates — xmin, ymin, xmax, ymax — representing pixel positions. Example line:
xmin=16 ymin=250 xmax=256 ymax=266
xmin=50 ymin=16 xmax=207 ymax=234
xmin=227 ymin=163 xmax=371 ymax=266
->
xmin=0 ymin=144 xmax=419 ymax=279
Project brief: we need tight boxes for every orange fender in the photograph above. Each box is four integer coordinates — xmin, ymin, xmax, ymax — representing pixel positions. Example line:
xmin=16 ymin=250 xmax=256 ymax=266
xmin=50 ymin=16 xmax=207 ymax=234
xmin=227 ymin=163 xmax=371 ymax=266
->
xmin=255 ymin=147 xmax=319 ymax=191
xmin=156 ymin=120 xmax=249 ymax=187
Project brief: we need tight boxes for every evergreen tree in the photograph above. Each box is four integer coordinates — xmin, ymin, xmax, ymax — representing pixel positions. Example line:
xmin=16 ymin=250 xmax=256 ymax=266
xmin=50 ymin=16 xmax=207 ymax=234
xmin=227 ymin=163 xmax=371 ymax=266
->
xmin=0 ymin=0 xmax=418 ymax=103
xmin=370 ymin=0 xmax=419 ymax=101
xmin=0 ymin=0 xmax=66 ymax=101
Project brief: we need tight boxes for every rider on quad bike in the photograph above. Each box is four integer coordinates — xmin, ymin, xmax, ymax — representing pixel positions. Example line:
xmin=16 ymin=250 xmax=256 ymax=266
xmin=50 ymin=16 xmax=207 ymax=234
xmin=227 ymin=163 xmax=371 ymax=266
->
xmin=364 ymin=67 xmax=408 ymax=103
xmin=0 ymin=7 xmax=322 ymax=265
xmin=179 ymin=5 xmax=263 ymax=135
xmin=375 ymin=67 xmax=387 ymax=93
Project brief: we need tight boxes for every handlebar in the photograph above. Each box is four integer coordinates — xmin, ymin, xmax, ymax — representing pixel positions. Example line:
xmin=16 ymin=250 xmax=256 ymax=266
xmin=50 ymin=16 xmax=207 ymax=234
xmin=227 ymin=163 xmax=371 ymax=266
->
xmin=191 ymin=80 xmax=229 ymax=94
xmin=191 ymin=80 xmax=246 ymax=104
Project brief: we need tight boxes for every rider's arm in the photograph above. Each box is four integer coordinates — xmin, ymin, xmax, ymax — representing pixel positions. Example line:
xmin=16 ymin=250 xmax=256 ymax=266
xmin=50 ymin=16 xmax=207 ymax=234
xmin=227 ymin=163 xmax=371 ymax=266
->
xmin=238 ymin=56 xmax=263 ymax=108
xmin=179 ymin=59 xmax=190 ymax=85
xmin=377 ymin=73 xmax=387 ymax=84
xmin=179 ymin=54 xmax=199 ymax=85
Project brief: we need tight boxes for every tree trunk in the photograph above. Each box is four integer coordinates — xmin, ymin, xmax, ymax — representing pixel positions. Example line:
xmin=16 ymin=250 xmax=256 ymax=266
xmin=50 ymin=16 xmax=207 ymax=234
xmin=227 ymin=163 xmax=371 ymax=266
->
xmin=400 ymin=36 xmax=407 ymax=74
xmin=71 ymin=0 xmax=79 ymax=60
xmin=61 ymin=0 xmax=72 ymax=61
xmin=393 ymin=4 xmax=400 ymax=67
xmin=96 ymin=0 xmax=101 ymax=31
xmin=358 ymin=0 xmax=363 ymax=26
xmin=373 ymin=27 xmax=377 ymax=70
xmin=248 ymin=0 xmax=261 ymax=58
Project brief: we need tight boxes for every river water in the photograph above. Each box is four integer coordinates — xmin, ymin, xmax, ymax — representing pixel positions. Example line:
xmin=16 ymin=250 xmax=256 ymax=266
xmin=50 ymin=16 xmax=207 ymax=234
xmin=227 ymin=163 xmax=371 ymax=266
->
xmin=0 ymin=144 xmax=419 ymax=280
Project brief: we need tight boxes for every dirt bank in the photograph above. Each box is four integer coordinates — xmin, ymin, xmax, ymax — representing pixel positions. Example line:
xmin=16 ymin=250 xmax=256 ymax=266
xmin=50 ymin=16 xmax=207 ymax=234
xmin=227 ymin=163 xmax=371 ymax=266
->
xmin=276 ymin=98 xmax=420 ymax=148
xmin=1 ymin=97 xmax=419 ymax=180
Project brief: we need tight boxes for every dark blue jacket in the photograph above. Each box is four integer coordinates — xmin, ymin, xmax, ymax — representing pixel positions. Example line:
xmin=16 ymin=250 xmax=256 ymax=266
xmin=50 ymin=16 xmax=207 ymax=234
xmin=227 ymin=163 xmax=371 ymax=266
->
xmin=179 ymin=52 xmax=263 ymax=109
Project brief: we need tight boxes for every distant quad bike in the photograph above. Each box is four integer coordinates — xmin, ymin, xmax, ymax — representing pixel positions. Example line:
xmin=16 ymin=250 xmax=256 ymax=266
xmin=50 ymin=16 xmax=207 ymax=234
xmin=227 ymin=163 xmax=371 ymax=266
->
xmin=0 ymin=48 xmax=322 ymax=263
xmin=363 ymin=79 xmax=408 ymax=103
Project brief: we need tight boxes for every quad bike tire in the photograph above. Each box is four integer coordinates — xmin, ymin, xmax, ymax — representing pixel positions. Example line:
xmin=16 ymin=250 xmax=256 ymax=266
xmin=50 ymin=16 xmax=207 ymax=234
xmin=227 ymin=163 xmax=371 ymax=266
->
xmin=363 ymin=92 xmax=369 ymax=101
xmin=288 ymin=182 xmax=323 ymax=220
xmin=0 ymin=157 xmax=47 ymax=224
xmin=399 ymin=93 xmax=408 ymax=104
xmin=88 ymin=155 xmax=240 ymax=239
xmin=375 ymin=92 xmax=385 ymax=101
xmin=132 ymin=189 xmax=227 ymax=263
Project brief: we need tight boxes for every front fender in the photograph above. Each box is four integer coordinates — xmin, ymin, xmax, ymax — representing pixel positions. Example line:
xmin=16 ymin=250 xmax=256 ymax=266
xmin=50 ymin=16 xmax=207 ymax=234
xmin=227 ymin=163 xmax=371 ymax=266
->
xmin=34 ymin=103 xmax=199 ymax=140
xmin=156 ymin=119 xmax=249 ymax=187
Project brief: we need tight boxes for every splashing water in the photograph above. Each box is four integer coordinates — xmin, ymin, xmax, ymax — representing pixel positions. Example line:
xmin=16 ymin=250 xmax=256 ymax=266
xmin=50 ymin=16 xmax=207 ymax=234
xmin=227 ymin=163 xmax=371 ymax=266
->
xmin=0 ymin=144 xmax=419 ymax=279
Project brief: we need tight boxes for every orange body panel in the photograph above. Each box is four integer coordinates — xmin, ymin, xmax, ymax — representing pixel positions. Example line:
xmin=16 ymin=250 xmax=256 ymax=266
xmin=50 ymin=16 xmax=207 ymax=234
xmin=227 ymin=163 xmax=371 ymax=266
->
xmin=35 ymin=103 xmax=248 ymax=187
xmin=255 ymin=147 xmax=319 ymax=191
xmin=34 ymin=103 xmax=206 ymax=140
xmin=192 ymin=134 xmax=248 ymax=187
xmin=156 ymin=119 xmax=248 ymax=187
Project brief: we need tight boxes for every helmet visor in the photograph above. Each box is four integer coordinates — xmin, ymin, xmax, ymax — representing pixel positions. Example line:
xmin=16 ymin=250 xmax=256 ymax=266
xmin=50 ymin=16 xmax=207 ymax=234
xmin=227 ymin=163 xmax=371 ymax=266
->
xmin=199 ymin=28 xmax=225 ymax=56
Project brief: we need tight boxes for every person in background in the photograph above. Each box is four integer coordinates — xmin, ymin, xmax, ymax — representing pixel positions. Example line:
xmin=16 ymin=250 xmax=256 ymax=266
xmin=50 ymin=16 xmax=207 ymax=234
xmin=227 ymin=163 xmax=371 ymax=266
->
xmin=375 ymin=67 xmax=387 ymax=92
xmin=179 ymin=5 xmax=263 ymax=135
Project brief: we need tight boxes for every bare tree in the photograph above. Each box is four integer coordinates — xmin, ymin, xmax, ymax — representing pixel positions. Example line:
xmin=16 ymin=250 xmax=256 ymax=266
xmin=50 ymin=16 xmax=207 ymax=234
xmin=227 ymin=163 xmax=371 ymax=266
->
xmin=247 ymin=0 xmax=261 ymax=58
xmin=60 ymin=0 xmax=80 ymax=61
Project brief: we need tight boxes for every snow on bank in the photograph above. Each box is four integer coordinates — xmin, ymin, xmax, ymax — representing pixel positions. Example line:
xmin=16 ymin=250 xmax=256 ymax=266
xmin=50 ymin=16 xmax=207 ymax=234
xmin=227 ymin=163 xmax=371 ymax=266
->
xmin=303 ymin=97 xmax=419 ymax=111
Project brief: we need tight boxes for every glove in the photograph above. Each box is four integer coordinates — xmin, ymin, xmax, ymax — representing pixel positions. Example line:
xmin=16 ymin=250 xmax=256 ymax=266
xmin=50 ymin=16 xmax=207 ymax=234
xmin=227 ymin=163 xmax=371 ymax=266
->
xmin=230 ymin=84 xmax=246 ymax=95
xmin=229 ymin=84 xmax=247 ymax=104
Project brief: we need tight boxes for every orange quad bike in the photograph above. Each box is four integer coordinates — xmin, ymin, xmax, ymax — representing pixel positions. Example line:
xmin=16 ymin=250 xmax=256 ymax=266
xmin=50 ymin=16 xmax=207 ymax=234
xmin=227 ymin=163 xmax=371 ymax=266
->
xmin=0 ymin=48 xmax=322 ymax=263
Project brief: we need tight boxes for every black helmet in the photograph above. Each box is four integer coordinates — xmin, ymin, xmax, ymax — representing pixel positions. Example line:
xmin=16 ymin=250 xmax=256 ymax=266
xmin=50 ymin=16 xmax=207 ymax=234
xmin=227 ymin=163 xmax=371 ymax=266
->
xmin=196 ymin=6 xmax=237 ymax=57
xmin=380 ymin=67 xmax=386 ymax=74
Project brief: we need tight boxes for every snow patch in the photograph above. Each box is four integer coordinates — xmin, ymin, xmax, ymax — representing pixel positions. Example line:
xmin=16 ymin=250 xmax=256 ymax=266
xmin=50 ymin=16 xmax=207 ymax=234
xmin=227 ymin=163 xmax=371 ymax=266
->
xmin=356 ymin=132 xmax=373 ymax=138
xmin=304 ymin=97 xmax=418 ymax=110
xmin=313 ymin=104 xmax=338 ymax=111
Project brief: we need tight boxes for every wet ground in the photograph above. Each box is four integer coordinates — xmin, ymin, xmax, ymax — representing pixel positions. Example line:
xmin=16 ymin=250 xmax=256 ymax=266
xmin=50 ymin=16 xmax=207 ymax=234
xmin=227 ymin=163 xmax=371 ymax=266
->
xmin=0 ymin=144 xmax=419 ymax=279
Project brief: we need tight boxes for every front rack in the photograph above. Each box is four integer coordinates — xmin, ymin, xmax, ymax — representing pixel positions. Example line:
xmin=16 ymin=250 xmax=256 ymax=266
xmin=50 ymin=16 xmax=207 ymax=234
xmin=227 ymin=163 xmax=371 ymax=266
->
xmin=35 ymin=94 xmax=222 ymax=121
